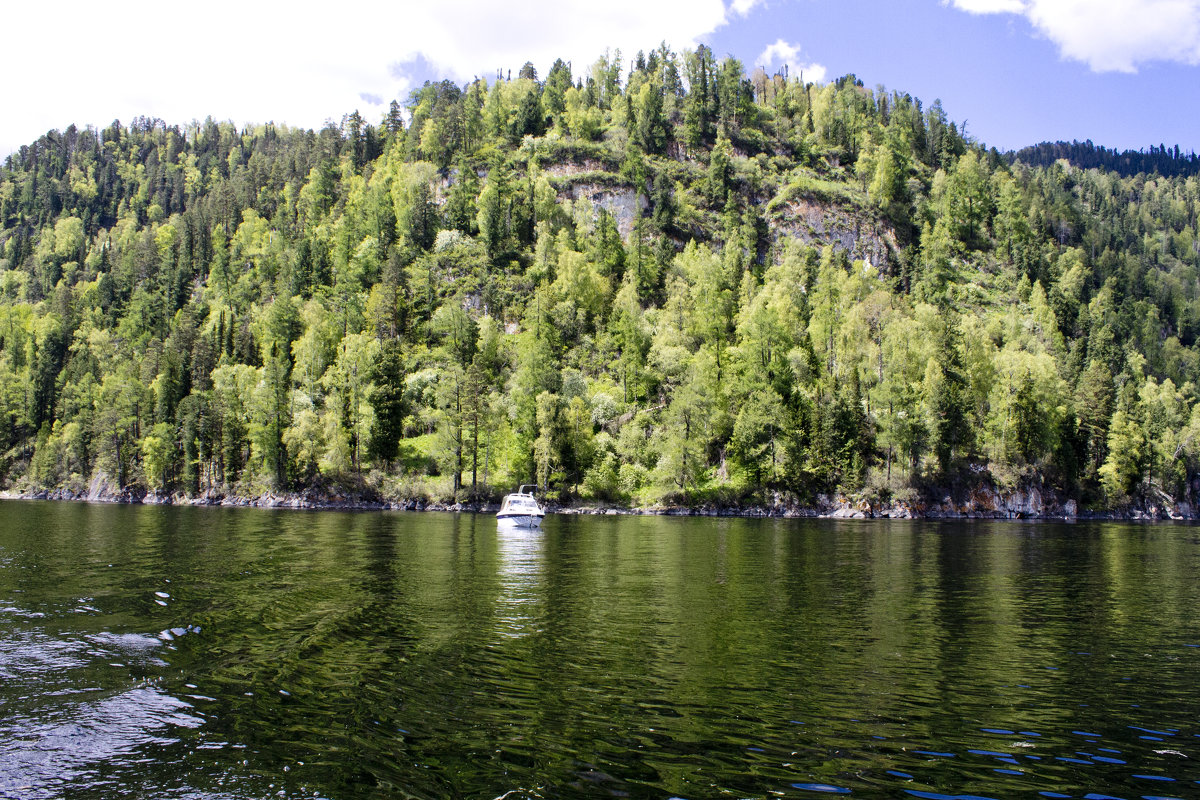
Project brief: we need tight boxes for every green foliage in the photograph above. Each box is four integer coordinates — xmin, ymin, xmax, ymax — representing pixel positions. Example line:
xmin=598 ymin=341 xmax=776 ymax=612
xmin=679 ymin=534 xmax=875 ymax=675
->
xmin=2 ymin=48 xmax=1199 ymax=512
xmin=769 ymin=170 xmax=867 ymax=212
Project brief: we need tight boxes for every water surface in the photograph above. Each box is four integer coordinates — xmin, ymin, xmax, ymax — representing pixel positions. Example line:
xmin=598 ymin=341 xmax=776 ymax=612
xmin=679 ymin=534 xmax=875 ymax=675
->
xmin=2 ymin=501 xmax=1198 ymax=799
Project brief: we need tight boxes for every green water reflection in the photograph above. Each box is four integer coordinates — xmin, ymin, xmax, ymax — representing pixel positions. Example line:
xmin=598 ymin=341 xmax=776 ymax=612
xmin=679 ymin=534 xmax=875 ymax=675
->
xmin=1 ymin=502 xmax=1199 ymax=799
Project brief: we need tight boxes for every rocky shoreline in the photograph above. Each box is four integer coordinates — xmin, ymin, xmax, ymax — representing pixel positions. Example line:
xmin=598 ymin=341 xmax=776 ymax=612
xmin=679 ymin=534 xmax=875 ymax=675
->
xmin=2 ymin=480 xmax=1195 ymax=521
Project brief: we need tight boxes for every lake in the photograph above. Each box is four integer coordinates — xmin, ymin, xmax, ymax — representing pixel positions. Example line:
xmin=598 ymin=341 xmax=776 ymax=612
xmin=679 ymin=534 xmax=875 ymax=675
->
xmin=1 ymin=501 xmax=1198 ymax=799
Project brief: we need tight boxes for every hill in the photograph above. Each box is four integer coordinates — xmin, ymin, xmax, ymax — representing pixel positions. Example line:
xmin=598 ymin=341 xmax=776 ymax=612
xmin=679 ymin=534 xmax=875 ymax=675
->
xmin=2 ymin=49 xmax=1199 ymax=515
xmin=1008 ymin=139 xmax=1200 ymax=179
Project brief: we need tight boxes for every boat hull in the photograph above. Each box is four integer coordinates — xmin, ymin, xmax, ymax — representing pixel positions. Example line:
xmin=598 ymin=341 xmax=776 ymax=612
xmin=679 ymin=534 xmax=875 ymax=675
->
xmin=497 ymin=513 xmax=543 ymax=528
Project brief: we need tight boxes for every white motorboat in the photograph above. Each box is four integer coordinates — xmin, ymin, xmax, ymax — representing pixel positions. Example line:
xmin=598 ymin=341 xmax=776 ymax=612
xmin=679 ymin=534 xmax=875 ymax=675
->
xmin=497 ymin=486 xmax=546 ymax=527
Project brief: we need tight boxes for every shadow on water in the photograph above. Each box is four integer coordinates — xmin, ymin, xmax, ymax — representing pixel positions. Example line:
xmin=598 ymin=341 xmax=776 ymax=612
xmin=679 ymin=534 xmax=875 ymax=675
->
xmin=2 ymin=502 xmax=1199 ymax=799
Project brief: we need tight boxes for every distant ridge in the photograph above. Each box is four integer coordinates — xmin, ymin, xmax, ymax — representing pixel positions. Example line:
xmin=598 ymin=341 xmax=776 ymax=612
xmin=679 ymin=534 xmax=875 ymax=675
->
xmin=1007 ymin=139 xmax=1200 ymax=179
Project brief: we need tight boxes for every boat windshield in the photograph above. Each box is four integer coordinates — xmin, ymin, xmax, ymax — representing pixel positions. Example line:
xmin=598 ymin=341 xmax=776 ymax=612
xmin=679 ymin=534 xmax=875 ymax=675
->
xmin=506 ymin=496 xmax=538 ymax=511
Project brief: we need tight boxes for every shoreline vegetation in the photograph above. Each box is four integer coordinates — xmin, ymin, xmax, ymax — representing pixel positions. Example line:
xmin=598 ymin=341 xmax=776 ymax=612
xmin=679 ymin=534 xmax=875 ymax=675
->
xmin=4 ymin=47 xmax=1200 ymax=518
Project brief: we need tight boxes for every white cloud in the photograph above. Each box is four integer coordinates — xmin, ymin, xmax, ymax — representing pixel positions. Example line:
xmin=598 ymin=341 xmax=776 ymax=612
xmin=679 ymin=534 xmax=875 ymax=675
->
xmin=385 ymin=0 xmax=731 ymax=84
xmin=948 ymin=0 xmax=1200 ymax=72
xmin=759 ymin=39 xmax=803 ymax=66
xmin=1 ymin=0 xmax=743 ymax=156
xmin=756 ymin=38 xmax=828 ymax=83
xmin=801 ymin=63 xmax=829 ymax=84
xmin=731 ymin=0 xmax=768 ymax=15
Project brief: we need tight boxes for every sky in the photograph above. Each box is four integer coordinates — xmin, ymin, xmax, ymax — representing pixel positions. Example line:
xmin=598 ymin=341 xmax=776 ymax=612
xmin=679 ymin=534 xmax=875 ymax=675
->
xmin=3 ymin=0 xmax=1199 ymax=158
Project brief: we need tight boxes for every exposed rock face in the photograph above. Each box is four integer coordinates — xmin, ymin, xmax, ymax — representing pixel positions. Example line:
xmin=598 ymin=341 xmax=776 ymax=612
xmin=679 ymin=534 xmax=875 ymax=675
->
xmin=820 ymin=485 xmax=1194 ymax=520
xmin=86 ymin=472 xmax=144 ymax=504
xmin=87 ymin=472 xmax=113 ymax=502
xmin=566 ymin=183 xmax=648 ymax=237
xmin=546 ymin=157 xmax=899 ymax=265
xmin=771 ymin=198 xmax=899 ymax=267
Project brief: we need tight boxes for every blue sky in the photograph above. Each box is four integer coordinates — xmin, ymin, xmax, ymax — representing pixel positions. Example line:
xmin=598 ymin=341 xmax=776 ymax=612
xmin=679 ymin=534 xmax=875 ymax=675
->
xmin=707 ymin=0 xmax=1200 ymax=152
xmin=3 ymin=1 xmax=1198 ymax=157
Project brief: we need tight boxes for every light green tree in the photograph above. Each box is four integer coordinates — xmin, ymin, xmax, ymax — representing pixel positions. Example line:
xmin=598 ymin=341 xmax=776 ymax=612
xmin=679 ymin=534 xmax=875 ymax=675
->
xmin=141 ymin=422 xmax=176 ymax=491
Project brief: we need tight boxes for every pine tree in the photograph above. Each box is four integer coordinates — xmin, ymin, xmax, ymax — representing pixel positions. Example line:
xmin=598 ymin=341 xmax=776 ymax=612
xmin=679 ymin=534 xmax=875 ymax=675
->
xmin=369 ymin=339 xmax=406 ymax=466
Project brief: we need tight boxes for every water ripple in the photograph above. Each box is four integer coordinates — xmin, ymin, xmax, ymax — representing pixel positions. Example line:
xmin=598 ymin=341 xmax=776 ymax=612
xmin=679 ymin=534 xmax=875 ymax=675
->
xmin=5 ymin=505 xmax=1200 ymax=799
xmin=0 ymin=687 xmax=202 ymax=799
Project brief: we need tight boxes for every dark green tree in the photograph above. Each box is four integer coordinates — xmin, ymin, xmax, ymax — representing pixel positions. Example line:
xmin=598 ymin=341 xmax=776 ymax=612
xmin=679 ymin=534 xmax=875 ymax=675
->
xmin=369 ymin=339 xmax=406 ymax=465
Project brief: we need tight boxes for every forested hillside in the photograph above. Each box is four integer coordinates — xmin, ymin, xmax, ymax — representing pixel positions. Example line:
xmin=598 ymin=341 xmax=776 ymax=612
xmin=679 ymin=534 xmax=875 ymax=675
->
xmin=3 ymin=47 xmax=1200 ymax=512
xmin=1009 ymin=140 xmax=1200 ymax=180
